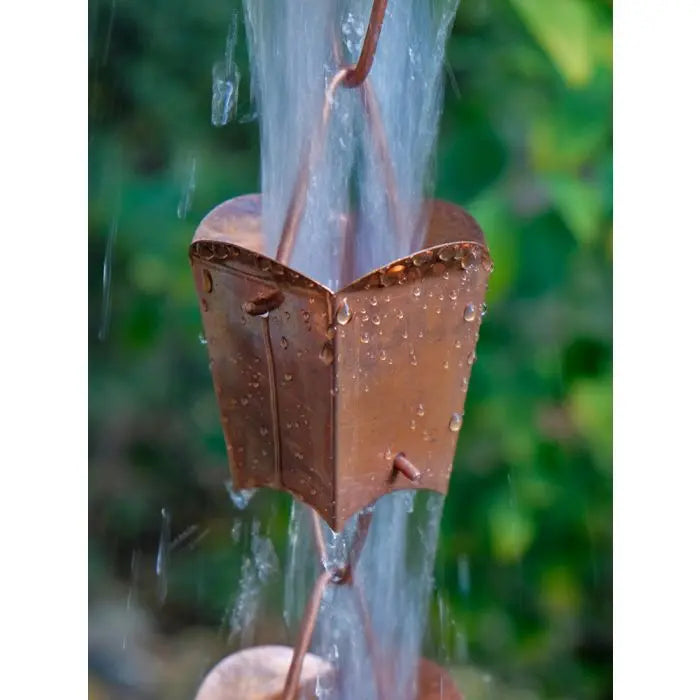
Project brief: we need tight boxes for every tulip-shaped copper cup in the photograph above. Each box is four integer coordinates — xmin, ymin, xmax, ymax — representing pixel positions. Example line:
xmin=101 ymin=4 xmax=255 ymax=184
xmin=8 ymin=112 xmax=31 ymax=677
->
xmin=190 ymin=194 xmax=491 ymax=531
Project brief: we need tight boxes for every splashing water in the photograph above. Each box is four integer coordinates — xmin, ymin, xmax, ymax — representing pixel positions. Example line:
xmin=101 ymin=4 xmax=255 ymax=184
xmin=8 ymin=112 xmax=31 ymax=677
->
xmin=212 ymin=11 xmax=241 ymax=127
xmin=225 ymin=480 xmax=257 ymax=509
xmin=227 ymin=519 xmax=280 ymax=647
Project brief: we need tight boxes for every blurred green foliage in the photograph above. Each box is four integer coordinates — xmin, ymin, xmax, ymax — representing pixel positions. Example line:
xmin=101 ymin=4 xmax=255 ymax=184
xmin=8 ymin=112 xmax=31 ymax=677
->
xmin=89 ymin=0 xmax=611 ymax=698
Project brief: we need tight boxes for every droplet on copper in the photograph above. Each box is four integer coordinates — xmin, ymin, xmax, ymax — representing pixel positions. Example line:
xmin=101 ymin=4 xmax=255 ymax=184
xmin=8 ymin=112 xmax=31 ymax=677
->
xmin=336 ymin=298 xmax=353 ymax=326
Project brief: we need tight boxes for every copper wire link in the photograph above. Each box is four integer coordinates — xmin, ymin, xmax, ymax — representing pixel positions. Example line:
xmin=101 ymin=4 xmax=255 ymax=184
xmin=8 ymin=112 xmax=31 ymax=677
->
xmin=282 ymin=506 xmax=387 ymax=699
xmin=276 ymin=0 xmax=394 ymax=267
xmin=342 ymin=0 xmax=388 ymax=88
xmin=280 ymin=568 xmax=334 ymax=700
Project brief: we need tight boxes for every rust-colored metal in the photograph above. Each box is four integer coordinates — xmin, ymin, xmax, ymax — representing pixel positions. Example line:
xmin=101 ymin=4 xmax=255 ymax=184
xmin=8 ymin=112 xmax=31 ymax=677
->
xmin=191 ymin=194 xmax=491 ymax=531
xmin=393 ymin=453 xmax=422 ymax=483
xmin=281 ymin=568 xmax=334 ymax=700
xmin=342 ymin=0 xmax=388 ymax=88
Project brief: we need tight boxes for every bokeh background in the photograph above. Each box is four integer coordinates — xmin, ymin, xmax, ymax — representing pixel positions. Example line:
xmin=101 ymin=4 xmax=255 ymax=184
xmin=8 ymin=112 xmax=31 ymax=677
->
xmin=88 ymin=0 xmax=612 ymax=698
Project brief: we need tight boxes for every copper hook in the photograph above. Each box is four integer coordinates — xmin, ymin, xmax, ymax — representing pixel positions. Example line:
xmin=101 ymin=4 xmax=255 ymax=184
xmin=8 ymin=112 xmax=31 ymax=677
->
xmin=275 ymin=0 xmax=392 ymax=266
xmin=342 ymin=0 xmax=388 ymax=88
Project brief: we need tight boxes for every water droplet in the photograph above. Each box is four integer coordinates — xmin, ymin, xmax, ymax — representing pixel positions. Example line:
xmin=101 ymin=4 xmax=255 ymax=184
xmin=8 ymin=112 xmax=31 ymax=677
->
xmin=396 ymin=309 xmax=404 ymax=320
xmin=455 ymin=339 xmax=462 ymax=348
xmin=467 ymin=350 xmax=477 ymax=365
xmin=417 ymin=404 xmax=425 ymax=417
xmin=240 ymin=396 xmax=249 ymax=406
xmin=280 ymin=336 xmax=289 ymax=349
xmin=413 ymin=287 xmax=421 ymax=298
xmin=361 ymin=312 xmax=369 ymax=322
xmin=336 ymin=298 xmax=353 ymax=325
xmin=482 ymin=258 xmax=494 ymax=273
xmin=371 ymin=314 xmax=381 ymax=326
xmin=480 ymin=302 xmax=488 ymax=318
xmin=369 ymin=295 xmax=378 ymax=306
xmin=410 ymin=352 xmax=418 ymax=366
xmin=442 ymin=271 xmax=450 ymax=280
xmin=443 ymin=360 xmax=449 ymax=369
xmin=295 ymin=452 xmax=304 ymax=461
xmin=449 ymin=290 xmax=458 ymax=301
xmin=449 ymin=413 xmax=463 ymax=432
xmin=460 ymin=376 xmax=468 ymax=392
xmin=319 ymin=343 xmax=334 ymax=365
xmin=326 ymin=325 xmax=336 ymax=340
xmin=198 ymin=332 xmax=208 ymax=345
xmin=410 ymin=419 xmax=416 ymax=431
xmin=438 ymin=245 xmax=457 ymax=262
xmin=379 ymin=349 xmax=387 ymax=361
xmin=464 ymin=303 xmax=476 ymax=322
xmin=384 ymin=447 xmax=393 ymax=461
xmin=412 ymin=251 xmax=432 ymax=266
xmin=360 ymin=332 xmax=369 ymax=344
xmin=284 ymin=373 xmax=293 ymax=382
xmin=260 ymin=426 xmax=268 ymax=436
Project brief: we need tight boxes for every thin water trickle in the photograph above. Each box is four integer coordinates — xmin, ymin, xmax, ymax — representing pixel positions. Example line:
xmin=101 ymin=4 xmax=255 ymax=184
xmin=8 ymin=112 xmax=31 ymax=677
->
xmin=156 ymin=508 xmax=171 ymax=605
xmin=212 ymin=11 xmax=241 ymax=126
xmin=98 ymin=215 xmax=118 ymax=342
xmin=177 ymin=154 xmax=197 ymax=219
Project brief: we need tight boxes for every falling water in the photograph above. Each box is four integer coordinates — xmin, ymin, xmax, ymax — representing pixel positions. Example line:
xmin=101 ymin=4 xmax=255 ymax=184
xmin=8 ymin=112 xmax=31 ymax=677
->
xmin=285 ymin=492 xmax=444 ymax=699
xmin=237 ymin=1 xmax=460 ymax=697
xmin=98 ymin=214 xmax=118 ymax=342
xmin=242 ymin=0 xmax=458 ymax=287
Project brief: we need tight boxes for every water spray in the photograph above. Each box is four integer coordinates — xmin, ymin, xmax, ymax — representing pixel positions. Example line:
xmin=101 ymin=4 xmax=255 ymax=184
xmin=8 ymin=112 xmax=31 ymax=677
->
xmin=191 ymin=1 xmax=492 ymax=697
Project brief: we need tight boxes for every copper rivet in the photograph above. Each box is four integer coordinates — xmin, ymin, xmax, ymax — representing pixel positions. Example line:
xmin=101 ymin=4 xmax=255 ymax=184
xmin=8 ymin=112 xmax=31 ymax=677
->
xmin=393 ymin=453 xmax=421 ymax=483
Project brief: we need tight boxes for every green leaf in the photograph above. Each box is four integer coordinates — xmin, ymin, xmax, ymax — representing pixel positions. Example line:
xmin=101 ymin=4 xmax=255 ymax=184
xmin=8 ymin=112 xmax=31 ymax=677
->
xmin=509 ymin=0 xmax=596 ymax=87
xmin=547 ymin=174 xmax=605 ymax=246
xmin=569 ymin=377 xmax=612 ymax=472
xmin=489 ymin=499 xmax=535 ymax=563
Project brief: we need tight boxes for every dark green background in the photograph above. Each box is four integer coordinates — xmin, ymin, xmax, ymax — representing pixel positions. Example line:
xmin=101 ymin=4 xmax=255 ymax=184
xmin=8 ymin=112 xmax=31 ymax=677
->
xmin=89 ymin=1 xmax=612 ymax=698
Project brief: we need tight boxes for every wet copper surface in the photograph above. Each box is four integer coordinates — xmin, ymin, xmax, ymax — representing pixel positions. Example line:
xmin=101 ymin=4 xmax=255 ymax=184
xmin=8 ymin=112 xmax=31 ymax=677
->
xmin=191 ymin=194 xmax=491 ymax=531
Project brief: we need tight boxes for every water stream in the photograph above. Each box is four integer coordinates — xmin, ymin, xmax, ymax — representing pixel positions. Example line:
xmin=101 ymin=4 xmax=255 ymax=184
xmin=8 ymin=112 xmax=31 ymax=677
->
xmin=224 ymin=2 xmax=460 ymax=696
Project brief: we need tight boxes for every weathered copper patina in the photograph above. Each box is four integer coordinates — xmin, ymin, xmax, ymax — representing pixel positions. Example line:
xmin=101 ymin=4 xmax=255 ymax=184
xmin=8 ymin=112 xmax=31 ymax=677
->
xmin=190 ymin=194 xmax=491 ymax=531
